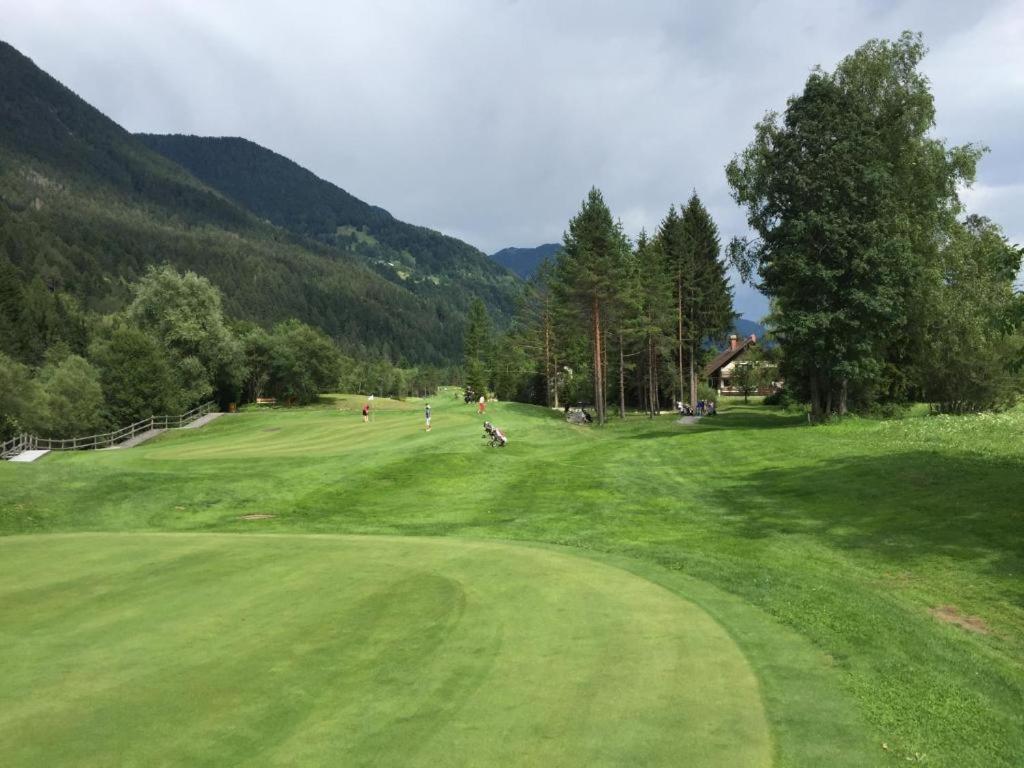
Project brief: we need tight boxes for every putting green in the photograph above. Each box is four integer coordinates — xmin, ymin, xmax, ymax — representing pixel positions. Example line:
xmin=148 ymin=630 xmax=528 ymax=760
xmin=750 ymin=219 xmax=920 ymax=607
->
xmin=0 ymin=533 xmax=771 ymax=767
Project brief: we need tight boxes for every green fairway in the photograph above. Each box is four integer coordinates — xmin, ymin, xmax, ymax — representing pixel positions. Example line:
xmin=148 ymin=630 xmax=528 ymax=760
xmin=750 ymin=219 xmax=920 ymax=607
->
xmin=0 ymin=533 xmax=772 ymax=767
xmin=1 ymin=395 xmax=1022 ymax=766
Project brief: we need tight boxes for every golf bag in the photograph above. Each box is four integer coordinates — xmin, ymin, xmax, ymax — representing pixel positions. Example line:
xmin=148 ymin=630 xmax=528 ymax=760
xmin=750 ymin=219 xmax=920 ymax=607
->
xmin=482 ymin=421 xmax=508 ymax=447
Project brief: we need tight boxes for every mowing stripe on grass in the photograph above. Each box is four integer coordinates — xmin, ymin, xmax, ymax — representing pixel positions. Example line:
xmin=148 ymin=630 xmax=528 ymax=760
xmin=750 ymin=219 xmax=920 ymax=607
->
xmin=0 ymin=533 xmax=772 ymax=768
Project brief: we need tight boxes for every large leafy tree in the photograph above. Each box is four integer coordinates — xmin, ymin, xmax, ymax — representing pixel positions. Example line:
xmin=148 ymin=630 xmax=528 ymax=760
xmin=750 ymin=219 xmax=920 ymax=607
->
xmin=89 ymin=323 xmax=183 ymax=425
xmin=265 ymin=320 xmax=343 ymax=404
xmin=32 ymin=354 xmax=106 ymax=437
xmin=0 ymin=353 xmax=41 ymax=440
xmin=726 ymin=31 xmax=982 ymax=418
xmin=914 ymin=216 xmax=1023 ymax=412
xmin=126 ymin=265 xmax=245 ymax=406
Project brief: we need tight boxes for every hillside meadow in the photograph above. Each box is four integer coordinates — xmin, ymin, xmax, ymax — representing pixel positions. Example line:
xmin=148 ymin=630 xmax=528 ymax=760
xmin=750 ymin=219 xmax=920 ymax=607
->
xmin=1 ymin=395 xmax=1022 ymax=766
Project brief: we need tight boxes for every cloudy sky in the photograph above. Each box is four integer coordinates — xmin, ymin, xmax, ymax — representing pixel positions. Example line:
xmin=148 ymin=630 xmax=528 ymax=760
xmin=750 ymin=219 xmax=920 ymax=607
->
xmin=4 ymin=0 xmax=1023 ymax=318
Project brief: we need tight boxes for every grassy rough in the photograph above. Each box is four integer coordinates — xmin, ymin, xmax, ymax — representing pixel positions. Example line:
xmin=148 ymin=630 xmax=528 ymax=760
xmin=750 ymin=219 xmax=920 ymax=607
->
xmin=1 ymin=395 xmax=1022 ymax=766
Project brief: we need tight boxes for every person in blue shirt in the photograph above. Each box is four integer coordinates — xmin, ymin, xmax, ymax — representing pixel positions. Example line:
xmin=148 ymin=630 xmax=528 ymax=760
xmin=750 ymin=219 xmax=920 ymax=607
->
xmin=424 ymin=403 xmax=432 ymax=432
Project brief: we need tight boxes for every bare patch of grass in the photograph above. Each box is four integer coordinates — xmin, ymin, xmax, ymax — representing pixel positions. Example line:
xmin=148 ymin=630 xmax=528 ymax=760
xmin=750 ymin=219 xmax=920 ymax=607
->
xmin=930 ymin=605 xmax=990 ymax=635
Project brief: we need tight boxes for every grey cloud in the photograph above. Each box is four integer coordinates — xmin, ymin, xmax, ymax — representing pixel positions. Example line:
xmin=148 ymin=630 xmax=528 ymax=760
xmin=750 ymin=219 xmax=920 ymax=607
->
xmin=3 ymin=0 xmax=1021 ymax=319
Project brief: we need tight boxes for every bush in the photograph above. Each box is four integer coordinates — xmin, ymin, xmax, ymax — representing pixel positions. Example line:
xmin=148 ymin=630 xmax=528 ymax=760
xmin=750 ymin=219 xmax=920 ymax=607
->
xmin=696 ymin=383 xmax=718 ymax=404
xmin=764 ymin=388 xmax=795 ymax=407
xmin=89 ymin=324 xmax=183 ymax=424
xmin=0 ymin=352 xmax=40 ymax=440
xmin=32 ymin=355 xmax=106 ymax=437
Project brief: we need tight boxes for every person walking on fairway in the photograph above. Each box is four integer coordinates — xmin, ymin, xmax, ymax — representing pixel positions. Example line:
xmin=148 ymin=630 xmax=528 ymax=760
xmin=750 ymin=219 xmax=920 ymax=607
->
xmin=478 ymin=395 xmax=486 ymax=415
xmin=424 ymin=402 xmax=432 ymax=432
xmin=362 ymin=403 xmax=369 ymax=423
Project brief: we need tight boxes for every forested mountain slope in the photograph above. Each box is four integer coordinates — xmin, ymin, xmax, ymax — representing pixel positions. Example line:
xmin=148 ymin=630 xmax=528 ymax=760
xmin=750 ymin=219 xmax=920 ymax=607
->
xmin=0 ymin=40 xmax=512 ymax=366
xmin=490 ymin=243 xmax=561 ymax=279
xmin=137 ymin=134 xmax=521 ymax=317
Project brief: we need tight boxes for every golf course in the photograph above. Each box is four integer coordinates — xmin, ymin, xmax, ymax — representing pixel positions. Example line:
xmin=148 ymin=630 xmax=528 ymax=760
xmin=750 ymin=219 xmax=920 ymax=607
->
xmin=1 ymin=394 xmax=1022 ymax=767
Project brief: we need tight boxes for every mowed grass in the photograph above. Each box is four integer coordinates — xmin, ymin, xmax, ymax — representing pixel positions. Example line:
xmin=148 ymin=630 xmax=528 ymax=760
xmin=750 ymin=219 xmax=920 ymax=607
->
xmin=1 ymin=394 xmax=1022 ymax=766
xmin=0 ymin=533 xmax=771 ymax=767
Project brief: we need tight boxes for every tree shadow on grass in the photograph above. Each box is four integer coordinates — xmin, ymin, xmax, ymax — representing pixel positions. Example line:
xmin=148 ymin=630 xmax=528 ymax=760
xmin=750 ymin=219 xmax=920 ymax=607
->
xmin=708 ymin=449 xmax=1024 ymax=576
xmin=628 ymin=408 xmax=806 ymax=439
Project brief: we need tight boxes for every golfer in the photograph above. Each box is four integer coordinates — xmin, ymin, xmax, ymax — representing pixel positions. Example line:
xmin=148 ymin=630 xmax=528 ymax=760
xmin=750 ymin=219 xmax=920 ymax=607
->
xmin=478 ymin=395 xmax=486 ymax=415
xmin=424 ymin=402 xmax=432 ymax=432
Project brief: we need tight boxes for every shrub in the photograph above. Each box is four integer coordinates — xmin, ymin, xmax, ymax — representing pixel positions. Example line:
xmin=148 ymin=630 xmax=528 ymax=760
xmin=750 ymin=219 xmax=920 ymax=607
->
xmin=764 ymin=388 xmax=795 ymax=407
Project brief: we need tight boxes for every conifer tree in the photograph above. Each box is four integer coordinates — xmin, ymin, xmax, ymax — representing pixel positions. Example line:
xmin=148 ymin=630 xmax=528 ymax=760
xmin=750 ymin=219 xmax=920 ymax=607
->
xmin=656 ymin=206 xmax=687 ymax=404
xmin=679 ymin=193 xmax=733 ymax=406
xmin=634 ymin=230 xmax=674 ymax=416
xmin=462 ymin=298 xmax=493 ymax=396
xmin=552 ymin=188 xmax=630 ymax=424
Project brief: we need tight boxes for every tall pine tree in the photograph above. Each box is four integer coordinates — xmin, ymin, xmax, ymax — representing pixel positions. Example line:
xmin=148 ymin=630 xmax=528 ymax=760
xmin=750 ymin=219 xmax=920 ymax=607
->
xmin=679 ymin=193 xmax=733 ymax=406
xmin=552 ymin=188 xmax=630 ymax=424
xmin=462 ymin=298 xmax=493 ymax=396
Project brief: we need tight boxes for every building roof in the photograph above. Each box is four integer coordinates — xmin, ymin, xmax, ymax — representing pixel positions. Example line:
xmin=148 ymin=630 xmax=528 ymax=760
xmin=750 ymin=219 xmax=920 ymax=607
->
xmin=703 ymin=336 xmax=757 ymax=377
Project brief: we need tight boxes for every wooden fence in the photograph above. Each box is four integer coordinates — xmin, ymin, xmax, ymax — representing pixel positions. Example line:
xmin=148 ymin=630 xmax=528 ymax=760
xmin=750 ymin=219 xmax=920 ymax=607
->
xmin=1 ymin=401 xmax=217 ymax=459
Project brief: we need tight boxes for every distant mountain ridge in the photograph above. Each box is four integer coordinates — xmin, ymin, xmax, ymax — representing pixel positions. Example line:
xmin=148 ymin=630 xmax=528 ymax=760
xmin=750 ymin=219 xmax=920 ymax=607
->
xmin=490 ymin=243 xmax=561 ymax=279
xmin=734 ymin=318 xmax=768 ymax=342
xmin=0 ymin=40 xmax=519 ymax=365
xmin=137 ymin=134 xmax=521 ymax=317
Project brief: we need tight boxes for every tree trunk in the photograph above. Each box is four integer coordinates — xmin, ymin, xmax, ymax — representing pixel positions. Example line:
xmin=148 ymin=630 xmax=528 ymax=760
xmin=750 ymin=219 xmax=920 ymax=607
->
xmin=688 ymin=340 xmax=697 ymax=409
xmin=543 ymin=318 xmax=552 ymax=408
xmin=647 ymin=337 xmax=656 ymax=418
xmin=592 ymin=298 xmax=604 ymax=424
xmin=839 ymin=379 xmax=848 ymax=416
xmin=598 ymin=323 xmax=606 ymax=421
xmin=677 ymin=285 xmax=684 ymax=405
xmin=618 ymin=330 xmax=626 ymax=419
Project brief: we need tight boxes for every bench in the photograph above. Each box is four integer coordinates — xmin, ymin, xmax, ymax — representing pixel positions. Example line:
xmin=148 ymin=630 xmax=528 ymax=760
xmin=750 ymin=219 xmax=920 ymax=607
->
xmin=255 ymin=397 xmax=277 ymax=405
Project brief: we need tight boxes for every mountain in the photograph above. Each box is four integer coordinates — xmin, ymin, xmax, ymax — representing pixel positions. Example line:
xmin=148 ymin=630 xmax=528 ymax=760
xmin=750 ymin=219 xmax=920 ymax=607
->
xmin=734 ymin=318 xmax=768 ymax=341
xmin=490 ymin=244 xmax=561 ymax=279
xmin=0 ymin=40 xmax=518 ymax=366
xmin=137 ymin=134 xmax=521 ymax=318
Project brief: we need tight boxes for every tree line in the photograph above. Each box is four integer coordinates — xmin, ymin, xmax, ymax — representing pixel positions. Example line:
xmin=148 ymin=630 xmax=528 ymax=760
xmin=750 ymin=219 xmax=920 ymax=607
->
xmin=466 ymin=33 xmax=1023 ymax=421
xmin=463 ymin=189 xmax=735 ymax=424
xmin=0 ymin=265 xmax=453 ymax=441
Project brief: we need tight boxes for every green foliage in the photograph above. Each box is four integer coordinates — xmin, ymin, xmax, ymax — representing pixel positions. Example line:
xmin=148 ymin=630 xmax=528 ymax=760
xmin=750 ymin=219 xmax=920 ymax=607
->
xmin=0 ymin=353 xmax=40 ymax=439
xmin=88 ymin=323 xmax=183 ymax=424
xmin=727 ymin=31 xmax=984 ymax=418
xmin=914 ymin=217 xmax=1023 ymax=412
xmin=669 ymin=194 xmax=734 ymax=405
xmin=0 ymin=41 xmax=522 ymax=371
xmin=30 ymin=354 xmax=106 ymax=437
xmin=552 ymin=188 xmax=632 ymax=423
xmin=763 ymin=388 xmax=795 ymax=407
xmin=696 ymin=382 xmax=719 ymax=405
xmin=728 ymin=349 xmax=771 ymax=403
xmin=264 ymin=320 xmax=343 ymax=404
xmin=136 ymin=134 xmax=523 ymax=325
xmin=494 ymin=193 xmax=733 ymax=418
xmin=126 ymin=266 xmax=243 ymax=406
xmin=462 ymin=299 xmax=493 ymax=395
